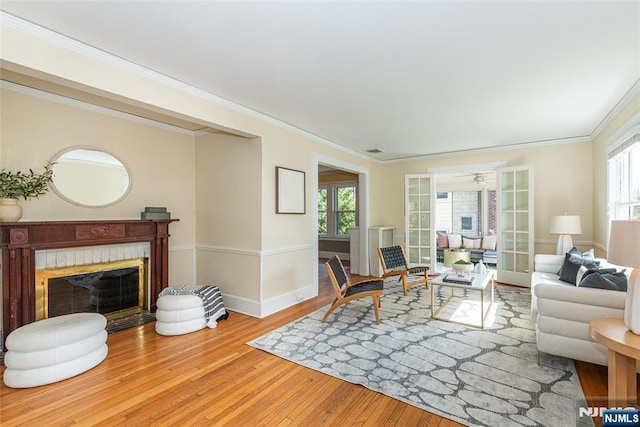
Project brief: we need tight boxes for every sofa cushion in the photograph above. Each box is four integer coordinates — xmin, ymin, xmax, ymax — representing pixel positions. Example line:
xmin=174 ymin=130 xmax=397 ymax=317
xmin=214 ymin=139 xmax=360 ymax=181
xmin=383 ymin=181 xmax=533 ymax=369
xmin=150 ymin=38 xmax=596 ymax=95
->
xmin=558 ymin=253 xmax=600 ymax=285
xmin=463 ymin=236 xmax=482 ymax=249
xmin=482 ymin=235 xmax=497 ymax=251
xmin=578 ymin=271 xmax=628 ymax=292
xmin=437 ymin=231 xmax=448 ymax=248
xmin=448 ymin=234 xmax=461 ymax=248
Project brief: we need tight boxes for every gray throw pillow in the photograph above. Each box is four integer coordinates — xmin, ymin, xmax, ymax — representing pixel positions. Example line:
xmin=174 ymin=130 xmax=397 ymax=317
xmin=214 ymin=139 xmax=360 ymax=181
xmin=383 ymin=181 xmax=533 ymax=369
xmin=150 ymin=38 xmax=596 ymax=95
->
xmin=578 ymin=271 xmax=627 ymax=292
xmin=556 ymin=247 xmax=583 ymax=276
xmin=558 ymin=253 xmax=600 ymax=285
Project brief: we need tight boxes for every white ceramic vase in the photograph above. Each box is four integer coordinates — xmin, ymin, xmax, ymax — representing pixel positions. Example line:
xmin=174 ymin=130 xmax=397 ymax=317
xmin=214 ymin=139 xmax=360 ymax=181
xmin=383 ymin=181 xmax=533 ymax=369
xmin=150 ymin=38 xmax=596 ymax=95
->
xmin=624 ymin=268 xmax=640 ymax=335
xmin=0 ymin=198 xmax=23 ymax=222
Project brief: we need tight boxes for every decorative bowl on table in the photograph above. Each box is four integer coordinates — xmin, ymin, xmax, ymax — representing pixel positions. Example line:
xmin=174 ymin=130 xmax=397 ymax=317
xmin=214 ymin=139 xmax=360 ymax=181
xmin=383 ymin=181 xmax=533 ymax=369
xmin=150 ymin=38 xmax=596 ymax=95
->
xmin=452 ymin=261 xmax=474 ymax=277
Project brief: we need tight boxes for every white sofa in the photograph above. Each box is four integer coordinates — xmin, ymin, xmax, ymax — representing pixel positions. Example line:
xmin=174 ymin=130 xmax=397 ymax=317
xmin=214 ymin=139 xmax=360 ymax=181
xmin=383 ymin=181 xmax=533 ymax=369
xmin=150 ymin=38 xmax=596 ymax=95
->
xmin=531 ymin=254 xmax=639 ymax=370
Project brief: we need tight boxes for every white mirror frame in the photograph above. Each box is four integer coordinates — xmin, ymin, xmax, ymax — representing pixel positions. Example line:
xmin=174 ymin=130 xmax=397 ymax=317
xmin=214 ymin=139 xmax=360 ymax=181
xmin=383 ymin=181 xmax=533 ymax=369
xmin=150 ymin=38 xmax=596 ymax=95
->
xmin=50 ymin=146 xmax=132 ymax=208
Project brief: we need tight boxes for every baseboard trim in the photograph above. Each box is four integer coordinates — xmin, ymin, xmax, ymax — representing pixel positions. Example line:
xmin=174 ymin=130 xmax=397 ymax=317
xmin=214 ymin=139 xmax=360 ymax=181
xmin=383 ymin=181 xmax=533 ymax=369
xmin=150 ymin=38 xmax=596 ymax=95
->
xmin=220 ymin=293 xmax=262 ymax=318
xmin=319 ymin=251 xmax=350 ymax=260
xmin=261 ymin=285 xmax=318 ymax=318
xmin=221 ymin=284 xmax=318 ymax=319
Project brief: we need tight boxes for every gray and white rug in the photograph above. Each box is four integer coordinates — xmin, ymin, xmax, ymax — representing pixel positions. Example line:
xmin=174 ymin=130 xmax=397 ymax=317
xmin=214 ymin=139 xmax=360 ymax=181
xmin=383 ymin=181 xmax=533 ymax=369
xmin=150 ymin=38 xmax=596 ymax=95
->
xmin=248 ymin=280 xmax=594 ymax=427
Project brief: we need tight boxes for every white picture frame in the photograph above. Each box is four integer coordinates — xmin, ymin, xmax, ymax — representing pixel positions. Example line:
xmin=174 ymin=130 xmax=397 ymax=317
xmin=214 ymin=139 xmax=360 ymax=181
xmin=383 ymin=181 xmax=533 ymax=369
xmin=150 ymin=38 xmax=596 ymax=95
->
xmin=276 ymin=166 xmax=306 ymax=214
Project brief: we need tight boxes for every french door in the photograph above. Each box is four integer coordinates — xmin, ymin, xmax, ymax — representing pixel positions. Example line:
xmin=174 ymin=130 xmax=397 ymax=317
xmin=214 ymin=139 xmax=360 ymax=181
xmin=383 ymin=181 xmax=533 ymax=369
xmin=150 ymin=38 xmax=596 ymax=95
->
xmin=496 ymin=166 xmax=534 ymax=286
xmin=404 ymin=174 xmax=436 ymax=267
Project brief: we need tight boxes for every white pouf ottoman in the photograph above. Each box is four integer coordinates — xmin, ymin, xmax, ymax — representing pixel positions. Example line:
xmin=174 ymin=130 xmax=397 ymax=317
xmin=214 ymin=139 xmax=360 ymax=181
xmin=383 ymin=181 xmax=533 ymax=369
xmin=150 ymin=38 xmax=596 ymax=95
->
xmin=155 ymin=294 xmax=207 ymax=336
xmin=3 ymin=313 xmax=108 ymax=388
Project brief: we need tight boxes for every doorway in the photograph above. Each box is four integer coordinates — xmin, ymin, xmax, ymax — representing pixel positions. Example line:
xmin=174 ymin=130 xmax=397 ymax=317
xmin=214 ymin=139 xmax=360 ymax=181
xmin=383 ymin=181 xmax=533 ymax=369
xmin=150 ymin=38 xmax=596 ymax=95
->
xmin=311 ymin=154 xmax=369 ymax=288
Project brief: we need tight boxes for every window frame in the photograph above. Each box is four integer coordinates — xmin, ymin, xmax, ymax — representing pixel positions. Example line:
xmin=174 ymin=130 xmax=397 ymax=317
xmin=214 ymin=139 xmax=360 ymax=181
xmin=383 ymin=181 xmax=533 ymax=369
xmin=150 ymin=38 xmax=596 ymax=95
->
xmin=608 ymin=138 xmax=639 ymax=221
xmin=318 ymin=181 xmax=358 ymax=238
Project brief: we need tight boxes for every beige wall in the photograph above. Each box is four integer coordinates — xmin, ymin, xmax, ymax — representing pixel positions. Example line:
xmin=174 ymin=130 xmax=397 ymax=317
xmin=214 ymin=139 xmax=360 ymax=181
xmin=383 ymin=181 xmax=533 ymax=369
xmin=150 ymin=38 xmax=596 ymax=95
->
xmin=194 ymin=133 xmax=262 ymax=303
xmin=0 ymin=86 xmax=198 ymax=284
xmin=0 ymin=20 xmax=379 ymax=317
xmin=379 ymin=141 xmax=595 ymax=255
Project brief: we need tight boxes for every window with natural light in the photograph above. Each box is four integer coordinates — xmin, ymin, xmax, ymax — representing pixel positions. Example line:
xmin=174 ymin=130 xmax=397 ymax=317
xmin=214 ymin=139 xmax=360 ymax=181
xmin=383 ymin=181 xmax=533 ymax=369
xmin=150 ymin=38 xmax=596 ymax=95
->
xmin=608 ymin=141 xmax=640 ymax=220
xmin=318 ymin=183 xmax=357 ymax=237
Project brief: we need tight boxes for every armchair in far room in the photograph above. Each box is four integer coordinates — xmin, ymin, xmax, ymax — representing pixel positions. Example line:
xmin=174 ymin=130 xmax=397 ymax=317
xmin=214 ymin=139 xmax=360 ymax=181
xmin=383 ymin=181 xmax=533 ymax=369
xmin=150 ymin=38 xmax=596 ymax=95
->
xmin=377 ymin=245 xmax=430 ymax=296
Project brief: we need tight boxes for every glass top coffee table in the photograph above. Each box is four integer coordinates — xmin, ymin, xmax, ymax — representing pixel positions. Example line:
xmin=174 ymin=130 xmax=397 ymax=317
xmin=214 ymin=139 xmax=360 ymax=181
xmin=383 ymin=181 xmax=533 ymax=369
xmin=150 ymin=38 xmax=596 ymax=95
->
xmin=430 ymin=270 xmax=495 ymax=329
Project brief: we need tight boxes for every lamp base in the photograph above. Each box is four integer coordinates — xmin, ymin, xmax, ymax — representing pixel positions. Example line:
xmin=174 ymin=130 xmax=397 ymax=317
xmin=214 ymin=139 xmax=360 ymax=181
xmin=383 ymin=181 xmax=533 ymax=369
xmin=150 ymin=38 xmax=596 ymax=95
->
xmin=555 ymin=234 xmax=573 ymax=255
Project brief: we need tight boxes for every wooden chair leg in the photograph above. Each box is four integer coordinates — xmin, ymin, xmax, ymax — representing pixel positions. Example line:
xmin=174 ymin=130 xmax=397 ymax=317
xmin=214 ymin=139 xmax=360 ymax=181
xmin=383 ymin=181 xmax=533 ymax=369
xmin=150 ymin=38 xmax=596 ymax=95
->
xmin=321 ymin=301 xmax=341 ymax=323
xmin=372 ymin=296 xmax=380 ymax=324
xmin=402 ymin=276 xmax=408 ymax=296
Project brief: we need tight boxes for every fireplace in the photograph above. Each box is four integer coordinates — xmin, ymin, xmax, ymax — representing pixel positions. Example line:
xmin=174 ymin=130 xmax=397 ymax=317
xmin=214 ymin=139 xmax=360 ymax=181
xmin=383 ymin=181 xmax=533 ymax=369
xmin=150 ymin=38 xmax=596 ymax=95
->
xmin=1 ymin=219 xmax=177 ymax=347
xmin=36 ymin=258 xmax=148 ymax=320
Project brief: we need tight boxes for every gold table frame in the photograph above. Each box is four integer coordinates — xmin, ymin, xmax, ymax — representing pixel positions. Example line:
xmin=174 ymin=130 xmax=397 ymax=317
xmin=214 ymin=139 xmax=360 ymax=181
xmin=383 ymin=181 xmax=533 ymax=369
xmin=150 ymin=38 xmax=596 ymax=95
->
xmin=430 ymin=271 xmax=494 ymax=329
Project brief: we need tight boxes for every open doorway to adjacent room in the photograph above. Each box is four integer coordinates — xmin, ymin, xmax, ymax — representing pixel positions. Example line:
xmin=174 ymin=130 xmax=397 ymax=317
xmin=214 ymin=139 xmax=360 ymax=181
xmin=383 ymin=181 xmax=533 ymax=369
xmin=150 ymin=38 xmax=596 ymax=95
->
xmin=317 ymin=165 xmax=359 ymax=278
xmin=434 ymin=171 xmax=497 ymax=273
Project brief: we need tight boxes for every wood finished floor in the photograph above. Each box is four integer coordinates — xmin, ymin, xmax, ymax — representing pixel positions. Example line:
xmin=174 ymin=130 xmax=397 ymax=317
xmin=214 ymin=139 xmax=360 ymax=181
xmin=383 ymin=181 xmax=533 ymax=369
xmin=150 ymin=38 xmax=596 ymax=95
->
xmin=0 ymin=269 xmax=634 ymax=426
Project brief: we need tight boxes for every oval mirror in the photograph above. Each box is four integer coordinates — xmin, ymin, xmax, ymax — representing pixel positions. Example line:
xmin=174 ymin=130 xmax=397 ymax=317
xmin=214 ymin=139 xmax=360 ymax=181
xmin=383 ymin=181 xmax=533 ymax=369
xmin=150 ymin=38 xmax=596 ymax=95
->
xmin=51 ymin=147 xmax=131 ymax=207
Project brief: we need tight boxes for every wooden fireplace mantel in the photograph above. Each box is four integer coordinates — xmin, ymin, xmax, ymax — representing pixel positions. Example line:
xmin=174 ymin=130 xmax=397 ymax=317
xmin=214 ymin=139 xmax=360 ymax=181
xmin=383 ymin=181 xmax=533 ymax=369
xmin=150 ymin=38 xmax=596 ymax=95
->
xmin=1 ymin=219 xmax=178 ymax=344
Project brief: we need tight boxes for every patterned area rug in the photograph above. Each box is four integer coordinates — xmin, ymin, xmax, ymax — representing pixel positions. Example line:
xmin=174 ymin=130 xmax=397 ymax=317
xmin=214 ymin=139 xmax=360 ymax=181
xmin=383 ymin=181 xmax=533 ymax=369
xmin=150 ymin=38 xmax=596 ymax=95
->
xmin=248 ymin=280 xmax=593 ymax=427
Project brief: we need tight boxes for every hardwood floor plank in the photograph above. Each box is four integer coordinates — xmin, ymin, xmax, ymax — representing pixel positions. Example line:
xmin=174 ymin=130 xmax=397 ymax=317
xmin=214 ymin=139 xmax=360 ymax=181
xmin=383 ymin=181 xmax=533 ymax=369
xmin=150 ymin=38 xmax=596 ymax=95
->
xmin=0 ymin=272 xmax=626 ymax=426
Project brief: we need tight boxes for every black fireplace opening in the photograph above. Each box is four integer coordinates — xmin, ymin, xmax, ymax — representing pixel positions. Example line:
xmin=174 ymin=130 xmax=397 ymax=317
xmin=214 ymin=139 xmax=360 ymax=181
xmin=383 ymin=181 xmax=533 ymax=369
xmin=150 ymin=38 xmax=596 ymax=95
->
xmin=48 ymin=267 xmax=142 ymax=318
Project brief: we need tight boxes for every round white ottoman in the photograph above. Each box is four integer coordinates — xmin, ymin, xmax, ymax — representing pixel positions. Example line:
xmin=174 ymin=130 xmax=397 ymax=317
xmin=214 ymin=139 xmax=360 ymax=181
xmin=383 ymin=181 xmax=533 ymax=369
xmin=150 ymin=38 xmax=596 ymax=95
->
xmin=3 ymin=313 xmax=108 ymax=388
xmin=155 ymin=294 xmax=207 ymax=336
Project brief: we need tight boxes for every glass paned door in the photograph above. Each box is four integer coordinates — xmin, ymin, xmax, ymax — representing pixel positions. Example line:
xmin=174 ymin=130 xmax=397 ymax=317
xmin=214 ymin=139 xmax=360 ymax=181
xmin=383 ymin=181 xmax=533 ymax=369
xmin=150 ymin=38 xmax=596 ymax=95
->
xmin=405 ymin=174 xmax=435 ymax=267
xmin=497 ymin=166 xmax=534 ymax=286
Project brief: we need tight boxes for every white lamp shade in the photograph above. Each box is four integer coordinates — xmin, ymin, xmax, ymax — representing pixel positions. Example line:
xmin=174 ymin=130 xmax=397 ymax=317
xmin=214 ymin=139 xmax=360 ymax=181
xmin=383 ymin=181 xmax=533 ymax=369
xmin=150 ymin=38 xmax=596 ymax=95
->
xmin=608 ymin=220 xmax=640 ymax=268
xmin=549 ymin=215 xmax=582 ymax=235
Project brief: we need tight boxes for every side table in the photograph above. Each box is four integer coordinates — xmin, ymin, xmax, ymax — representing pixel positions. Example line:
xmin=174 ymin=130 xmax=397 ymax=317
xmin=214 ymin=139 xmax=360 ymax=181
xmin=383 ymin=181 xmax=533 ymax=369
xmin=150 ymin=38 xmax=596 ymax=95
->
xmin=589 ymin=317 xmax=640 ymax=406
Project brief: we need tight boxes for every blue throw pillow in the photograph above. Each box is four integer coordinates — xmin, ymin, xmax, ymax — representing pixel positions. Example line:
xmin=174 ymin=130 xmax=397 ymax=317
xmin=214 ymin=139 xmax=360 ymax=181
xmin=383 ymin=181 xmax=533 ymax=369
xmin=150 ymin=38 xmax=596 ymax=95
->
xmin=558 ymin=253 xmax=600 ymax=285
xmin=578 ymin=270 xmax=627 ymax=292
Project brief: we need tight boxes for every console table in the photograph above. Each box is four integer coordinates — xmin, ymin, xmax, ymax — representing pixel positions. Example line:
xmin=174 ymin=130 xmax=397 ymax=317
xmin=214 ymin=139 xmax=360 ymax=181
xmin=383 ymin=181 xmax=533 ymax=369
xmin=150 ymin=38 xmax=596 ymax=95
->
xmin=1 ymin=219 xmax=178 ymax=345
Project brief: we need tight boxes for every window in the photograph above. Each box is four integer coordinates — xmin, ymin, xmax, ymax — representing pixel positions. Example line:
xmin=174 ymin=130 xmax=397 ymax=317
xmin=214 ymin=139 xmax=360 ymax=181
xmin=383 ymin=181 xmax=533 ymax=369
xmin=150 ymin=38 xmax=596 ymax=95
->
xmin=608 ymin=140 xmax=640 ymax=220
xmin=318 ymin=182 xmax=358 ymax=237
xmin=318 ymin=187 xmax=328 ymax=235
xmin=458 ymin=214 xmax=476 ymax=232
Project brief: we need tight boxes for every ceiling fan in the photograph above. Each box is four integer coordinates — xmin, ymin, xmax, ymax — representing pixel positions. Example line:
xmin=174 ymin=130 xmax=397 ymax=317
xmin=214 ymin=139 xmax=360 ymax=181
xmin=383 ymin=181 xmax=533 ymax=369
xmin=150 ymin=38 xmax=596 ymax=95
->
xmin=473 ymin=173 xmax=485 ymax=185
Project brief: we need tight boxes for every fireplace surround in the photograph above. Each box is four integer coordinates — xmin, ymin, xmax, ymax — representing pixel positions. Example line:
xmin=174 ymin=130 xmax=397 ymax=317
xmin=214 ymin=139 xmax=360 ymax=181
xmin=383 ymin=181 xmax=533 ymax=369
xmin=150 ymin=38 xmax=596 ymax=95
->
xmin=1 ymin=219 xmax=177 ymax=347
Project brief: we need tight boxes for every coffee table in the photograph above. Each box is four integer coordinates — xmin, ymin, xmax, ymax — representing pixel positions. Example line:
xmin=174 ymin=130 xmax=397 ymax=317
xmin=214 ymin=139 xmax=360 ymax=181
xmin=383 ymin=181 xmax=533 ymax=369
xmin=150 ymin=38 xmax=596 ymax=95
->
xmin=431 ymin=270 xmax=494 ymax=329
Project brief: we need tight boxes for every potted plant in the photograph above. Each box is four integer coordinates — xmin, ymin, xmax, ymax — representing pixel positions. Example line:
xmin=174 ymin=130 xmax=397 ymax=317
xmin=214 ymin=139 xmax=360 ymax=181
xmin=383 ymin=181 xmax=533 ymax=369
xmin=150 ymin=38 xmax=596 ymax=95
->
xmin=0 ymin=163 xmax=54 ymax=222
xmin=452 ymin=259 xmax=474 ymax=276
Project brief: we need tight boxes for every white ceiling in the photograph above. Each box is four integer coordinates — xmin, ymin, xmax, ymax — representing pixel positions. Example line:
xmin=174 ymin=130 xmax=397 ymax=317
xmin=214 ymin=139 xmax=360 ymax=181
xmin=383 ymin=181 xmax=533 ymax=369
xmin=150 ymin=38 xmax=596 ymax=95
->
xmin=1 ymin=1 xmax=639 ymax=161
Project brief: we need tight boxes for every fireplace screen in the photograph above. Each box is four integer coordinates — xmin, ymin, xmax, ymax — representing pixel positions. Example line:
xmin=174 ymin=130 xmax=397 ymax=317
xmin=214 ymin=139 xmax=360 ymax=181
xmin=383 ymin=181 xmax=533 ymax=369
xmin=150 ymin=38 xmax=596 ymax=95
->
xmin=36 ymin=259 xmax=147 ymax=320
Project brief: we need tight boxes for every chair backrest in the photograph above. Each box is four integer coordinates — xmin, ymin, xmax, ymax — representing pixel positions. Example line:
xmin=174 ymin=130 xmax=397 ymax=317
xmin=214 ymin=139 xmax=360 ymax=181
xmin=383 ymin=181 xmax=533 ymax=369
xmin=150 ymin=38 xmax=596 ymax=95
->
xmin=325 ymin=256 xmax=349 ymax=296
xmin=378 ymin=246 xmax=408 ymax=271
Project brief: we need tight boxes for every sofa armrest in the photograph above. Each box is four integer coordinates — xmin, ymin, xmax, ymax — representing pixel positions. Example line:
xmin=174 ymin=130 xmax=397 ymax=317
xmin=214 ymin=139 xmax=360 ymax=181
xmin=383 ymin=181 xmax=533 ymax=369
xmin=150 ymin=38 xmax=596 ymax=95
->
xmin=534 ymin=282 xmax=626 ymax=310
xmin=534 ymin=254 xmax=564 ymax=273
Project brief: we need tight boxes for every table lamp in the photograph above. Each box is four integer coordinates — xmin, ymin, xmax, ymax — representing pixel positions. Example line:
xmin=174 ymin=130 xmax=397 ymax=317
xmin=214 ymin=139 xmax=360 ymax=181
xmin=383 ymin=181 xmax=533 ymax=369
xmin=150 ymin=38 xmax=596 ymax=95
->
xmin=549 ymin=215 xmax=582 ymax=255
xmin=608 ymin=220 xmax=640 ymax=335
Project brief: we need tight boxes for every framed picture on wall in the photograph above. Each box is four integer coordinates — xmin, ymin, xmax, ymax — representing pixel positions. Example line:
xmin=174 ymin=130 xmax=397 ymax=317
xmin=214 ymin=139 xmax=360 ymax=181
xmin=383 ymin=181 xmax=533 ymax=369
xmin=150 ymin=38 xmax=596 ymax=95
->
xmin=276 ymin=166 xmax=306 ymax=214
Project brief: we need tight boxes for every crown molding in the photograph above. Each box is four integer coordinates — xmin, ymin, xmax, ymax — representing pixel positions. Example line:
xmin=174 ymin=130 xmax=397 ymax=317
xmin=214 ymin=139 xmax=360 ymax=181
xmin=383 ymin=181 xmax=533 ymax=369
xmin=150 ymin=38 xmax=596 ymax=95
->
xmin=0 ymin=12 xmax=374 ymax=163
xmin=384 ymin=135 xmax=593 ymax=163
xmin=591 ymin=78 xmax=640 ymax=139
xmin=2 ymin=11 xmax=636 ymax=165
